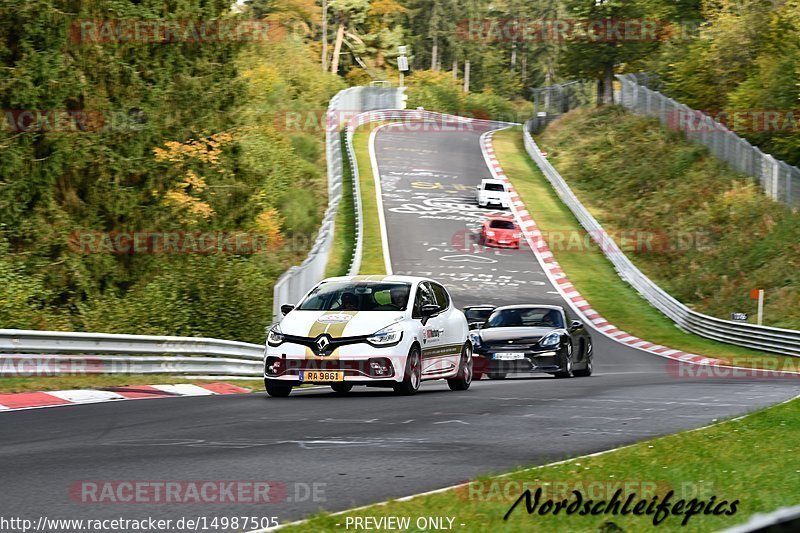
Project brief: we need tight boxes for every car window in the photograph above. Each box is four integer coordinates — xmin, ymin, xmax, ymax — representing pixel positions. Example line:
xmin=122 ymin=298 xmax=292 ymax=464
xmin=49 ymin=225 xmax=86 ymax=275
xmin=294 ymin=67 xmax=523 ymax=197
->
xmin=483 ymin=183 xmax=505 ymax=192
xmin=485 ymin=308 xmax=564 ymax=328
xmin=412 ymin=282 xmax=437 ymax=318
xmin=464 ymin=308 xmax=493 ymax=322
xmin=429 ymin=283 xmax=450 ymax=311
xmin=297 ymin=281 xmax=411 ymax=311
xmin=489 ymin=220 xmax=516 ymax=230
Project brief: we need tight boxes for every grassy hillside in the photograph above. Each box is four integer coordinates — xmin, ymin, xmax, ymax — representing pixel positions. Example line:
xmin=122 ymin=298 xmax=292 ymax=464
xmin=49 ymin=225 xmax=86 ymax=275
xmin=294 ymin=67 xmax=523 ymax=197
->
xmin=536 ymin=106 xmax=800 ymax=330
xmin=0 ymin=1 xmax=343 ymax=343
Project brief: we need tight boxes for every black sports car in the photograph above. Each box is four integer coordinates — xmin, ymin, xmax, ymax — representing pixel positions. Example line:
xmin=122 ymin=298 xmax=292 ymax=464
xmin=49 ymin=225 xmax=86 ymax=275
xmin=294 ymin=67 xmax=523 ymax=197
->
xmin=470 ymin=304 xmax=593 ymax=379
xmin=463 ymin=304 xmax=496 ymax=330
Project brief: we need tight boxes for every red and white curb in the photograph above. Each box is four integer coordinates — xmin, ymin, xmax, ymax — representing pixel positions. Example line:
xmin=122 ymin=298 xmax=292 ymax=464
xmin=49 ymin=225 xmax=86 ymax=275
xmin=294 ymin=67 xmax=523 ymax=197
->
xmin=0 ymin=382 xmax=251 ymax=412
xmin=479 ymin=129 xmax=727 ymax=367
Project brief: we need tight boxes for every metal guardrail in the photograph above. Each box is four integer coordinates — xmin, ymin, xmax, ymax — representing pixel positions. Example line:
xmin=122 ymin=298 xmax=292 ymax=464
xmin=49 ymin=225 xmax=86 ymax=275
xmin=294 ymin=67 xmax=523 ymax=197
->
xmin=0 ymin=329 xmax=265 ymax=377
xmin=522 ymin=123 xmax=800 ymax=357
xmin=0 ymin=354 xmax=262 ymax=377
xmin=271 ymin=87 xmax=404 ymax=320
xmin=617 ymin=74 xmax=800 ymax=208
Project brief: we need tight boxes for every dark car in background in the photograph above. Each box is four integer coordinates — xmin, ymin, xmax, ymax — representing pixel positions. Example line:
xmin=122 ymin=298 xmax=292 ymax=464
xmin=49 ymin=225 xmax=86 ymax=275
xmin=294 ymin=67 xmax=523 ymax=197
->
xmin=470 ymin=305 xmax=593 ymax=380
xmin=463 ymin=305 xmax=496 ymax=330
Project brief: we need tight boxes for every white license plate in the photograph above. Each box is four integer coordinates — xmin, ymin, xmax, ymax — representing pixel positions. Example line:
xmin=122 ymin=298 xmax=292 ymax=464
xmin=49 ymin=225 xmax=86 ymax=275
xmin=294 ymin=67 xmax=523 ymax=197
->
xmin=499 ymin=240 xmax=508 ymax=244
xmin=494 ymin=353 xmax=525 ymax=360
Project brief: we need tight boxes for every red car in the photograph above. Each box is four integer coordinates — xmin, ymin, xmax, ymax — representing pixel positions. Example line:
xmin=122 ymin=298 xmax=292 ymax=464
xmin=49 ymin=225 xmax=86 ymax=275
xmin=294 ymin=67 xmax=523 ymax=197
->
xmin=479 ymin=217 xmax=521 ymax=249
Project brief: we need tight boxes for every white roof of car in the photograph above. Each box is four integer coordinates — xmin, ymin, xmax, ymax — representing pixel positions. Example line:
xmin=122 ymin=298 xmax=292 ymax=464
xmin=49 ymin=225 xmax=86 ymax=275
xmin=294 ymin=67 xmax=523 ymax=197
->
xmin=322 ymin=275 xmax=432 ymax=284
xmin=480 ymin=178 xmax=505 ymax=185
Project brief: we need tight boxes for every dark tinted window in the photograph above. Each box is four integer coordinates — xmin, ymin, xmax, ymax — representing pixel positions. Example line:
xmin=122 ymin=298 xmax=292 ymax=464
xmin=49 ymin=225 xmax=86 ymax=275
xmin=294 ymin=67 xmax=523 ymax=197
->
xmin=430 ymin=283 xmax=450 ymax=310
xmin=298 ymin=281 xmax=411 ymax=311
xmin=489 ymin=220 xmax=516 ymax=229
xmin=483 ymin=183 xmax=505 ymax=192
xmin=464 ymin=308 xmax=494 ymax=322
xmin=485 ymin=308 xmax=564 ymax=328
xmin=412 ymin=282 xmax=436 ymax=318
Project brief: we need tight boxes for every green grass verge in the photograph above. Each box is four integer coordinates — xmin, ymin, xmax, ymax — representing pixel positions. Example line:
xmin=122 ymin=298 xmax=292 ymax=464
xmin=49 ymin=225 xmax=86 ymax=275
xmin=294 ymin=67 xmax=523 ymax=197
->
xmin=491 ymin=127 xmax=798 ymax=371
xmin=280 ymin=396 xmax=800 ymax=532
xmin=534 ymin=107 xmax=800 ymax=330
xmin=352 ymin=124 xmax=387 ymax=275
xmin=325 ymin=131 xmax=357 ymax=278
xmin=0 ymin=375 xmax=263 ymax=394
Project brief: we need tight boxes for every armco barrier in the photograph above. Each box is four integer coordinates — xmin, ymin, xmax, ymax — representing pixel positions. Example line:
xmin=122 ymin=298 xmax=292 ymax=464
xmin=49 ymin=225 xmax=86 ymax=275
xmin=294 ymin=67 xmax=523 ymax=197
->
xmin=617 ymin=73 xmax=800 ymax=208
xmin=271 ymin=86 xmax=404 ymax=321
xmin=522 ymin=121 xmax=800 ymax=357
xmin=0 ymin=329 xmax=265 ymax=377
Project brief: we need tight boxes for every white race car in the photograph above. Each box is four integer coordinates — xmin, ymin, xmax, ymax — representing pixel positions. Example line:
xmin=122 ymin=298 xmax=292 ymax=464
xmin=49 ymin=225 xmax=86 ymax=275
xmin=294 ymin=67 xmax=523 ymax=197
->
xmin=265 ymin=275 xmax=472 ymax=397
xmin=475 ymin=178 xmax=511 ymax=209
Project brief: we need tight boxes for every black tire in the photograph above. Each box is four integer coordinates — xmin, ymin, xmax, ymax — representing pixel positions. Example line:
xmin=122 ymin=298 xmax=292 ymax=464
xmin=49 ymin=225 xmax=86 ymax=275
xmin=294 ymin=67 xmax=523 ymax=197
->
xmin=264 ymin=379 xmax=292 ymax=397
xmin=573 ymin=340 xmax=593 ymax=377
xmin=487 ymin=372 xmax=507 ymax=380
xmin=447 ymin=343 xmax=473 ymax=391
xmin=393 ymin=346 xmax=422 ymax=395
xmin=554 ymin=344 xmax=574 ymax=379
xmin=331 ymin=383 xmax=353 ymax=394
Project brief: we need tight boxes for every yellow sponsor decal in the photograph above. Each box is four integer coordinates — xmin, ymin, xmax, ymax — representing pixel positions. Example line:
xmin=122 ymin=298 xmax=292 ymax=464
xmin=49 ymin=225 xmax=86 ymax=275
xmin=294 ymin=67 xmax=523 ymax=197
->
xmin=422 ymin=343 xmax=463 ymax=359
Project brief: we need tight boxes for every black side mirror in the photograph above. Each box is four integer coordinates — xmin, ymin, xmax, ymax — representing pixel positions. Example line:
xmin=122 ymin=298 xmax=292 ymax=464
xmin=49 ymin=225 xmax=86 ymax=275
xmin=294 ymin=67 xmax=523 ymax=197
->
xmin=420 ymin=304 xmax=439 ymax=325
xmin=569 ymin=320 xmax=583 ymax=332
xmin=281 ymin=304 xmax=295 ymax=316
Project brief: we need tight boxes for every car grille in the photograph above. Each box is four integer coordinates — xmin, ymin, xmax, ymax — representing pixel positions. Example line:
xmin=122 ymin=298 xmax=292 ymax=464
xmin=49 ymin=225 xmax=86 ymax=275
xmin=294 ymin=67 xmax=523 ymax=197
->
xmin=265 ymin=357 xmax=395 ymax=378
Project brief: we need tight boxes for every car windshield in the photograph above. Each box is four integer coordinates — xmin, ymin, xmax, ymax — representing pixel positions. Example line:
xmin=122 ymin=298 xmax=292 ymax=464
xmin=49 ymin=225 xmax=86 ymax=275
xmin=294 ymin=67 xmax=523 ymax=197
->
xmin=485 ymin=308 xmax=564 ymax=328
xmin=297 ymin=281 xmax=412 ymax=311
xmin=483 ymin=183 xmax=505 ymax=192
xmin=464 ymin=308 xmax=494 ymax=323
xmin=489 ymin=220 xmax=516 ymax=230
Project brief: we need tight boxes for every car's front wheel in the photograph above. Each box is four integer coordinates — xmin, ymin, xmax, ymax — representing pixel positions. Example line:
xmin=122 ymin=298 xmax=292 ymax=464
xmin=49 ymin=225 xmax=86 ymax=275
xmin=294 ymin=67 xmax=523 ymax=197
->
xmin=554 ymin=343 xmax=574 ymax=379
xmin=264 ymin=378 xmax=293 ymax=397
xmin=447 ymin=343 xmax=473 ymax=391
xmin=393 ymin=346 xmax=421 ymax=395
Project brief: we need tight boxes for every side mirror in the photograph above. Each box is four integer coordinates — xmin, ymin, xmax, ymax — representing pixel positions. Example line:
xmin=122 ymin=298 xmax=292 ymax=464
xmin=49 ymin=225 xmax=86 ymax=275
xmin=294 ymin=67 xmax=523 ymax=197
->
xmin=420 ymin=304 xmax=439 ymax=325
xmin=281 ymin=304 xmax=295 ymax=316
xmin=569 ymin=320 xmax=583 ymax=332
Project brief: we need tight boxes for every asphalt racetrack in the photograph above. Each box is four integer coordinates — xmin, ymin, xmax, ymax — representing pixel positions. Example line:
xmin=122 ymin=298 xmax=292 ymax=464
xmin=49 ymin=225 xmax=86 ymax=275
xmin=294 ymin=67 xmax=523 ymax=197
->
xmin=1 ymin=118 xmax=797 ymax=527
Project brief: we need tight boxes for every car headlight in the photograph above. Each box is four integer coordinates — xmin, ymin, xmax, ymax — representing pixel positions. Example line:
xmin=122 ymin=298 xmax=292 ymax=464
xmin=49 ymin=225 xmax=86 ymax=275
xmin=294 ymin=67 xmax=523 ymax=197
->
xmin=267 ymin=325 xmax=284 ymax=347
xmin=539 ymin=331 xmax=561 ymax=348
xmin=367 ymin=324 xmax=403 ymax=346
xmin=486 ymin=230 xmax=495 ymax=237
xmin=512 ymin=232 xmax=521 ymax=239
xmin=469 ymin=333 xmax=482 ymax=347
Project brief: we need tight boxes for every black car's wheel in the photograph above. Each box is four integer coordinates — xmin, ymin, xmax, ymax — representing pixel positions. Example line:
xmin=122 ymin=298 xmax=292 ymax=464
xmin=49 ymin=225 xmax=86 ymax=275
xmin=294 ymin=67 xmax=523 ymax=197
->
xmin=487 ymin=372 xmax=507 ymax=380
xmin=554 ymin=343 xmax=574 ymax=379
xmin=331 ymin=383 xmax=353 ymax=394
xmin=393 ymin=346 xmax=422 ymax=395
xmin=447 ymin=343 xmax=473 ymax=391
xmin=264 ymin=379 xmax=292 ymax=397
xmin=573 ymin=340 xmax=593 ymax=377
